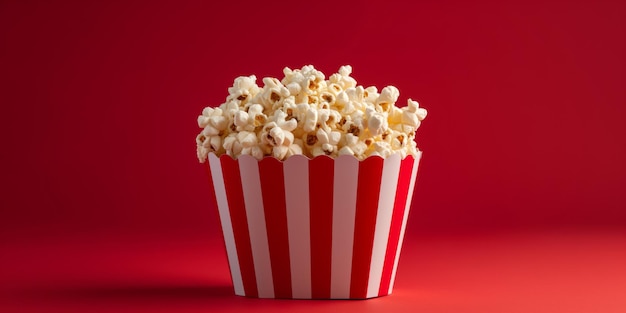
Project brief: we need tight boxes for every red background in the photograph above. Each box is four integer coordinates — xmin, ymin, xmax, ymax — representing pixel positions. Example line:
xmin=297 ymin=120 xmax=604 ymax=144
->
xmin=1 ymin=0 xmax=625 ymax=312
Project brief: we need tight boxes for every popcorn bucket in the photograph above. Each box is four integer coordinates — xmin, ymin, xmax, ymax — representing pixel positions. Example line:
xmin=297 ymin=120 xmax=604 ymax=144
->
xmin=205 ymin=152 xmax=422 ymax=299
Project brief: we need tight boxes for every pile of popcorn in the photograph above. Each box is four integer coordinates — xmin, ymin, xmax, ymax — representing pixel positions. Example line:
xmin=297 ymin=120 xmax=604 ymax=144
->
xmin=196 ymin=65 xmax=427 ymax=162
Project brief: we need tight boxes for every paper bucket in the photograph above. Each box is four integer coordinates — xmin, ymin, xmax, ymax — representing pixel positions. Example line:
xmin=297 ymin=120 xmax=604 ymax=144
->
xmin=205 ymin=152 xmax=422 ymax=299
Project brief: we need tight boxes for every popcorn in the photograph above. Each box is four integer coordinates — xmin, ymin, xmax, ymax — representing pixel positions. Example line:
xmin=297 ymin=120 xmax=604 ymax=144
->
xmin=233 ymin=110 xmax=250 ymax=130
xmin=407 ymin=98 xmax=428 ymax=120
xmin=335 ymin=90 xmax=349 ymax=108
xmin=223 ymin=134 xmax=243 ymax=157
xmin=237 ymin=131 xmax=258 ymax=148
xmin=284 ymin=139 xmax=304 ymax=158
xmin=366 ymin=108 xmax=388 ymax=137
xmin=261 ymin=123 xmax=285 ymax=147
xmin=223 ymin=100 xmax=240 ymax=119
xmin=329 ymin=65 xmax=357 ymax=90
xmin=364 ymin=86 xmax=379 ymax=104
xmin=372 ymin=141 xmax=392 ymax=158
xmin=375 ymin=86 xmax=399 ymax=113
xmin=338 ymin=146 xmax=355 ymax=156
xmin=273 ymin=110 xmax=298 ymax=133
xmin=401 ymin=99 xmax=428 ymax=130
xmin=336 ymin=132 xmax=367 ymax=158
xmin=302 ymin=107 xmax=318 ymax=132
xmin=247 ymin=104 xmax=267 ymax=127
xmin=227 ymin=75 xmax=260 ymax=103
xmin=196 ymin=65 xmax=427 ymax=161
xmin=260 ymin=77 xmax=290 ymax=111
xmin=315 ymin=128 xmax=341 ymax=156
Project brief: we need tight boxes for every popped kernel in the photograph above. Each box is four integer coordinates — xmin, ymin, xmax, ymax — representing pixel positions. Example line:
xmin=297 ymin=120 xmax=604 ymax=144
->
xmin=223 ymin=133 xmax=243 ymax=156
xmin=366 ymin=108 xmax=388 ymax=137
xmin=376 ymin=86 xmax=399 ymax=113
xmin=302 ymin=107 xmax=318 ymax=132
xmin=237 ymin=131 xmax=258 ymax=149
xmin=247 ymin=104 xmax=267 ymax=128
xmin=227 ymin=75 xmax=260 ymax=103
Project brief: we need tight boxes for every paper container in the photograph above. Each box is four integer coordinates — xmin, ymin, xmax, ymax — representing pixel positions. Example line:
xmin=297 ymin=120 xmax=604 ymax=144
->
xmin=205 ymin=152 xmax=422 ymax=299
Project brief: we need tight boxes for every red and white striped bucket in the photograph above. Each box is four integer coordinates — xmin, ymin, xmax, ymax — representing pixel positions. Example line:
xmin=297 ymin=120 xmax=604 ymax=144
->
xmin=205 ymin=152 xmax=421 ymax=299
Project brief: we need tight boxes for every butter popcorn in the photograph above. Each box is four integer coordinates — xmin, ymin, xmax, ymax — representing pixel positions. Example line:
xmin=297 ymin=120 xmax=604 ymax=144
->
xmin=196 ymin=65 xmax=427 ymax=161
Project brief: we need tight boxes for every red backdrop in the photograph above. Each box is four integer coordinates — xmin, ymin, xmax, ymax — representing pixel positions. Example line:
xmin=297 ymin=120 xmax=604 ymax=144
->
xmin=1 ymin=1 xmax=625 ymax=312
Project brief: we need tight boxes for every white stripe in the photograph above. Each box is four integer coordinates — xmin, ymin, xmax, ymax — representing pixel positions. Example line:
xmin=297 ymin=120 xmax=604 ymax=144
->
xmin=284 ymin=155 xmax=311 ymax=298
xmin=208 ymin=153 xmax=244 ymax=296
xmin=330 ymin=155 xmax=359 ymax=298
xmin=366 ymin=154 xmax=402 ymax=298
xmin=388 ymin=152 xmax=421 ymax=294
xmin=238 ymin=155 xmax=274 ymax=298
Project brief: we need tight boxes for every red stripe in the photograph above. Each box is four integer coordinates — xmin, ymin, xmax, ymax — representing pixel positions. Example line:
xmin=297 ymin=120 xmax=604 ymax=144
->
xmin=258 ymin=158 xmax=292 ymax=298
xmin=220 ymin=156 xmax=258 ymax=297
xmin=378 ymin=156 xmax=415 ymax=296
xmin=309 ymin=156 xmax=334 ymax=298
xmin=350 ymin=156 xmax=384 ymax=298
